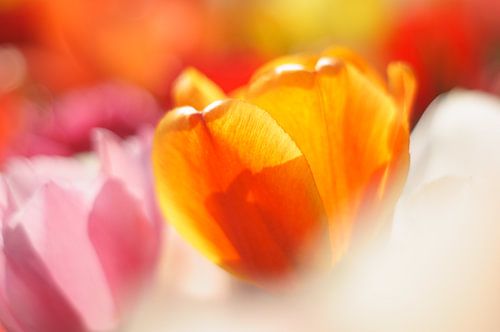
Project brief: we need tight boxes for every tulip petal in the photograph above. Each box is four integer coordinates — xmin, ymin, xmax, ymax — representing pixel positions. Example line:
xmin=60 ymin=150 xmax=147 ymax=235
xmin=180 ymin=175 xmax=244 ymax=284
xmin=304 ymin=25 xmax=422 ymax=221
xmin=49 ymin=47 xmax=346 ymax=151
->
xmin=404 ymin=90 xmax=500 ymax=196
xmin=153 ymin=100 xmax=326 ymax=281
xmin=3 ymin=183 xmax=115 ymax=331
xmin=249 ymin=52 xmax=317 ymax=83
xmin=245 ymin=57 xmax=413 ymax=261
xmin=0 ymin=236 xmax=24 ymax=332
xmin=321 ymin=47 xmax=385 ymax=88
xmin=2 ymin=156 xmax=99 ymax=208
xmin=250 ymin=47 xmax=385 ymax=89
xmin=93 ymin=128 xmax=165 ymax=228
xmin=387 ymin=62 xmax=417 ymax=125
xmin=0 ymin=178 xmax=16 ymax=225
xmin=94 ymin=130 xmax=146 ymax=203
xmin=172 ymin=67 xmax=226 ymax=110
xmin=89 ymin=179 xmax=159 ymax=311
xmin=2 ymin=229 xmax=85 ymax=332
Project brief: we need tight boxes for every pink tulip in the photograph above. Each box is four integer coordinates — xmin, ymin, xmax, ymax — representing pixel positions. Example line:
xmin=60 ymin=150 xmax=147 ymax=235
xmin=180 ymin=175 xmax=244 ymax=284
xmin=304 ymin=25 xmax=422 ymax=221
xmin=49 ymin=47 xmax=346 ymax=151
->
xmin=0 ymin=128 xmax=162 ymax=332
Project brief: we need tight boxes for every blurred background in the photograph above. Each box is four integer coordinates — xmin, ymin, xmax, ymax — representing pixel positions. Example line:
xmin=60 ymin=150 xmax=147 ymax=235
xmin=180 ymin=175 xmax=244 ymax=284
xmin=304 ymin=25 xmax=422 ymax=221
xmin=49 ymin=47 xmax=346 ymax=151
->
xmin=0 ymin=0 xmax=499 ymax=164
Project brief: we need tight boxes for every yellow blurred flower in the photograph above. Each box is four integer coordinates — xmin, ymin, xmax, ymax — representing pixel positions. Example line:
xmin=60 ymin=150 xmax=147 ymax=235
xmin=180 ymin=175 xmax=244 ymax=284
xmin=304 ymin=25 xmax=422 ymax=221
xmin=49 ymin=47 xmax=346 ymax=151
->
xmin=216 ymin=0 xmax=391 ymax=54
xmin=152 ymin=47 xmax=415 ymax=284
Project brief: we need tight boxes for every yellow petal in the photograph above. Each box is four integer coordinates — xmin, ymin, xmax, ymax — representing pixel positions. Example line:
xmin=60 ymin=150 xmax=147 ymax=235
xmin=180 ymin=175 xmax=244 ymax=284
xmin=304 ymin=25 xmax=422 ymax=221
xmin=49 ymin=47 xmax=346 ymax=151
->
xmin=153 ymin=99 xmax=326 ymax=282
xmin=172 ymin=67 xmax=225 ymax=110
xmin=245 ymin=55 xmax=414 ymax=262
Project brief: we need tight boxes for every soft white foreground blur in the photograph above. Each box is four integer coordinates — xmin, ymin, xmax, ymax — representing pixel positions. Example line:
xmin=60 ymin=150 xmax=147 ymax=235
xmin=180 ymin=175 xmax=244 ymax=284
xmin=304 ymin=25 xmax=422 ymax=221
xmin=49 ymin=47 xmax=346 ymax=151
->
xmin=125 ymin=90 xmax=500 ymax=332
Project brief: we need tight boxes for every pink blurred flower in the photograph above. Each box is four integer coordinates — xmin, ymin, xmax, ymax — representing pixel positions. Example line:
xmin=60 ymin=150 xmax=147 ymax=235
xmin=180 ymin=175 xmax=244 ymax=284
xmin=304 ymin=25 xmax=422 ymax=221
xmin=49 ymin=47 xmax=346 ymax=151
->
xmin=0 ymin=128 xmax=162 ymax=332
xmin=7 ymin=82 xmax=162 ymax=159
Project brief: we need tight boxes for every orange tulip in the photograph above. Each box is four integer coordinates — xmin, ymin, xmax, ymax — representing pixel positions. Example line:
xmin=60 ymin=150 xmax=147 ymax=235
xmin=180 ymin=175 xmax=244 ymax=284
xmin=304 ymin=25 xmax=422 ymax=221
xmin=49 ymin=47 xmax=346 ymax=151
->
xmin=153 ymin=47 xmax=415 ymax=284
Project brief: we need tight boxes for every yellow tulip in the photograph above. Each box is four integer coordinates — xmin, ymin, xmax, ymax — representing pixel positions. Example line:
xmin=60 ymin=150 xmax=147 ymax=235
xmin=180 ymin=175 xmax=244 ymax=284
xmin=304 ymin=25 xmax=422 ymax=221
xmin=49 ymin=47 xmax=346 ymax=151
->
xmin=153 ymin=47 xmax=415 ymax=284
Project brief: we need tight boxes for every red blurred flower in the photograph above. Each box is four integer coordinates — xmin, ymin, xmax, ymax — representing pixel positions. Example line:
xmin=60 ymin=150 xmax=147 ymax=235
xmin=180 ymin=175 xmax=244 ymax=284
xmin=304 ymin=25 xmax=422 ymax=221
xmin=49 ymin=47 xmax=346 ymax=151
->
xmin=383 ymin=0 xmax=500 ymax=126
xmin=187 ymin=51 xmax=267 ymax=94
xmin=0 ymin=1 xmax=42 ymax=44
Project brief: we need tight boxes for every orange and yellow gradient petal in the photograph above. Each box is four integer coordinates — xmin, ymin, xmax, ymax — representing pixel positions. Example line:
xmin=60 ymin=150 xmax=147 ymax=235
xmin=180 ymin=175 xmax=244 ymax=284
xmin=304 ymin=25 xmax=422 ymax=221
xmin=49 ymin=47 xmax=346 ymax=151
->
xmin=153 ymin=99 xmax=326 ymax=283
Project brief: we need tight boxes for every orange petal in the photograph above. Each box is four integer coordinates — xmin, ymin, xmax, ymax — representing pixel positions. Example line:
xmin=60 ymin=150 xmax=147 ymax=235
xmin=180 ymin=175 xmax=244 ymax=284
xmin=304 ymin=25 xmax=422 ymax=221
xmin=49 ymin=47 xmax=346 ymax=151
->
xmin=249 ymin=52 xmax=318 ymax=84
xmin=321 ymin=46 xmax=386 ymax=88
xmin=250 ymin=46 xmax=384 ymax=88
xmin=387 ymin=62 xmax=417 ymax=127
xmin=172 ymin=67 xmax=226 ymax=110
xmin=245 ymin=56 xmax=414 ymax=262
xmin=153 ymin=99 xmax=326 ymax=282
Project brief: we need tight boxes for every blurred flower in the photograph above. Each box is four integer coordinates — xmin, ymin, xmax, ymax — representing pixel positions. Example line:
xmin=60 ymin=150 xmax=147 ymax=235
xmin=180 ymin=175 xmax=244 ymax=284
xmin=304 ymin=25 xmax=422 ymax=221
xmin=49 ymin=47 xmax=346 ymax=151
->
xmin=160 ymin=229 xmax=231 ymax=300
xmin=0 ymin=0 xmax=214 ymax=97
xmin=39 ymin=0 xmax=211 ymax=96
xmin=187 ymin=51 xmax=267 ymax=95
xmin=396 ymin=89 xmax=500 ymax=198
xmin=152 ymin=47 xmax=415 ymax=283
xmin=0 ymin=0 xmax=95 ymax=92
xmin=214 ymin=0 xmax=390 ymax=55
xmin=0 ymin=128 xmax=162 ymax=332
xmin=0 ymin=93 xmax=22 ymax=164
xmin=0 ymin=45 xmax=27 ymax=94
xmin=0 ymin=0 xmax=274 ymax=111
xmin=0 ymin=46 xmax=26 ymax=163
xmin=124 ymin=228 xmax=234 ymax=332
xmin=0 ymin=0 xmax=42 ymax=45
xmin=383 ymin=0 xmax=500 ymax=125
xmin=6 ymin=82 xmax=162 ymax=158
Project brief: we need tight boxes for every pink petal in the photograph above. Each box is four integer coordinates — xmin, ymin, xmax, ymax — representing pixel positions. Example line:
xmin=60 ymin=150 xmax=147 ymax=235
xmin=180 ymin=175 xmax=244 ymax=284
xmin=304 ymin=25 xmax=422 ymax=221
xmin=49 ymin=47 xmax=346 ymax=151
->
xmin=3 ymin=156 xmax=98 ymax=208
xmin=3 ymin=229 xmax=85 ymax=332
xmin=93 ymin=130 xmax=146 ymax=201
xmin=93 ymin=128 xmax=164 ymax=227
xmin=0 ymin=177 xmax=17 ymax=227
xmin=88 ymin=179 xmax=160 ymax=312
xmin=0 ymin=251 xmax=24 ymax=332
xmin=4 ymin=183 xmax=116 ymax=331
